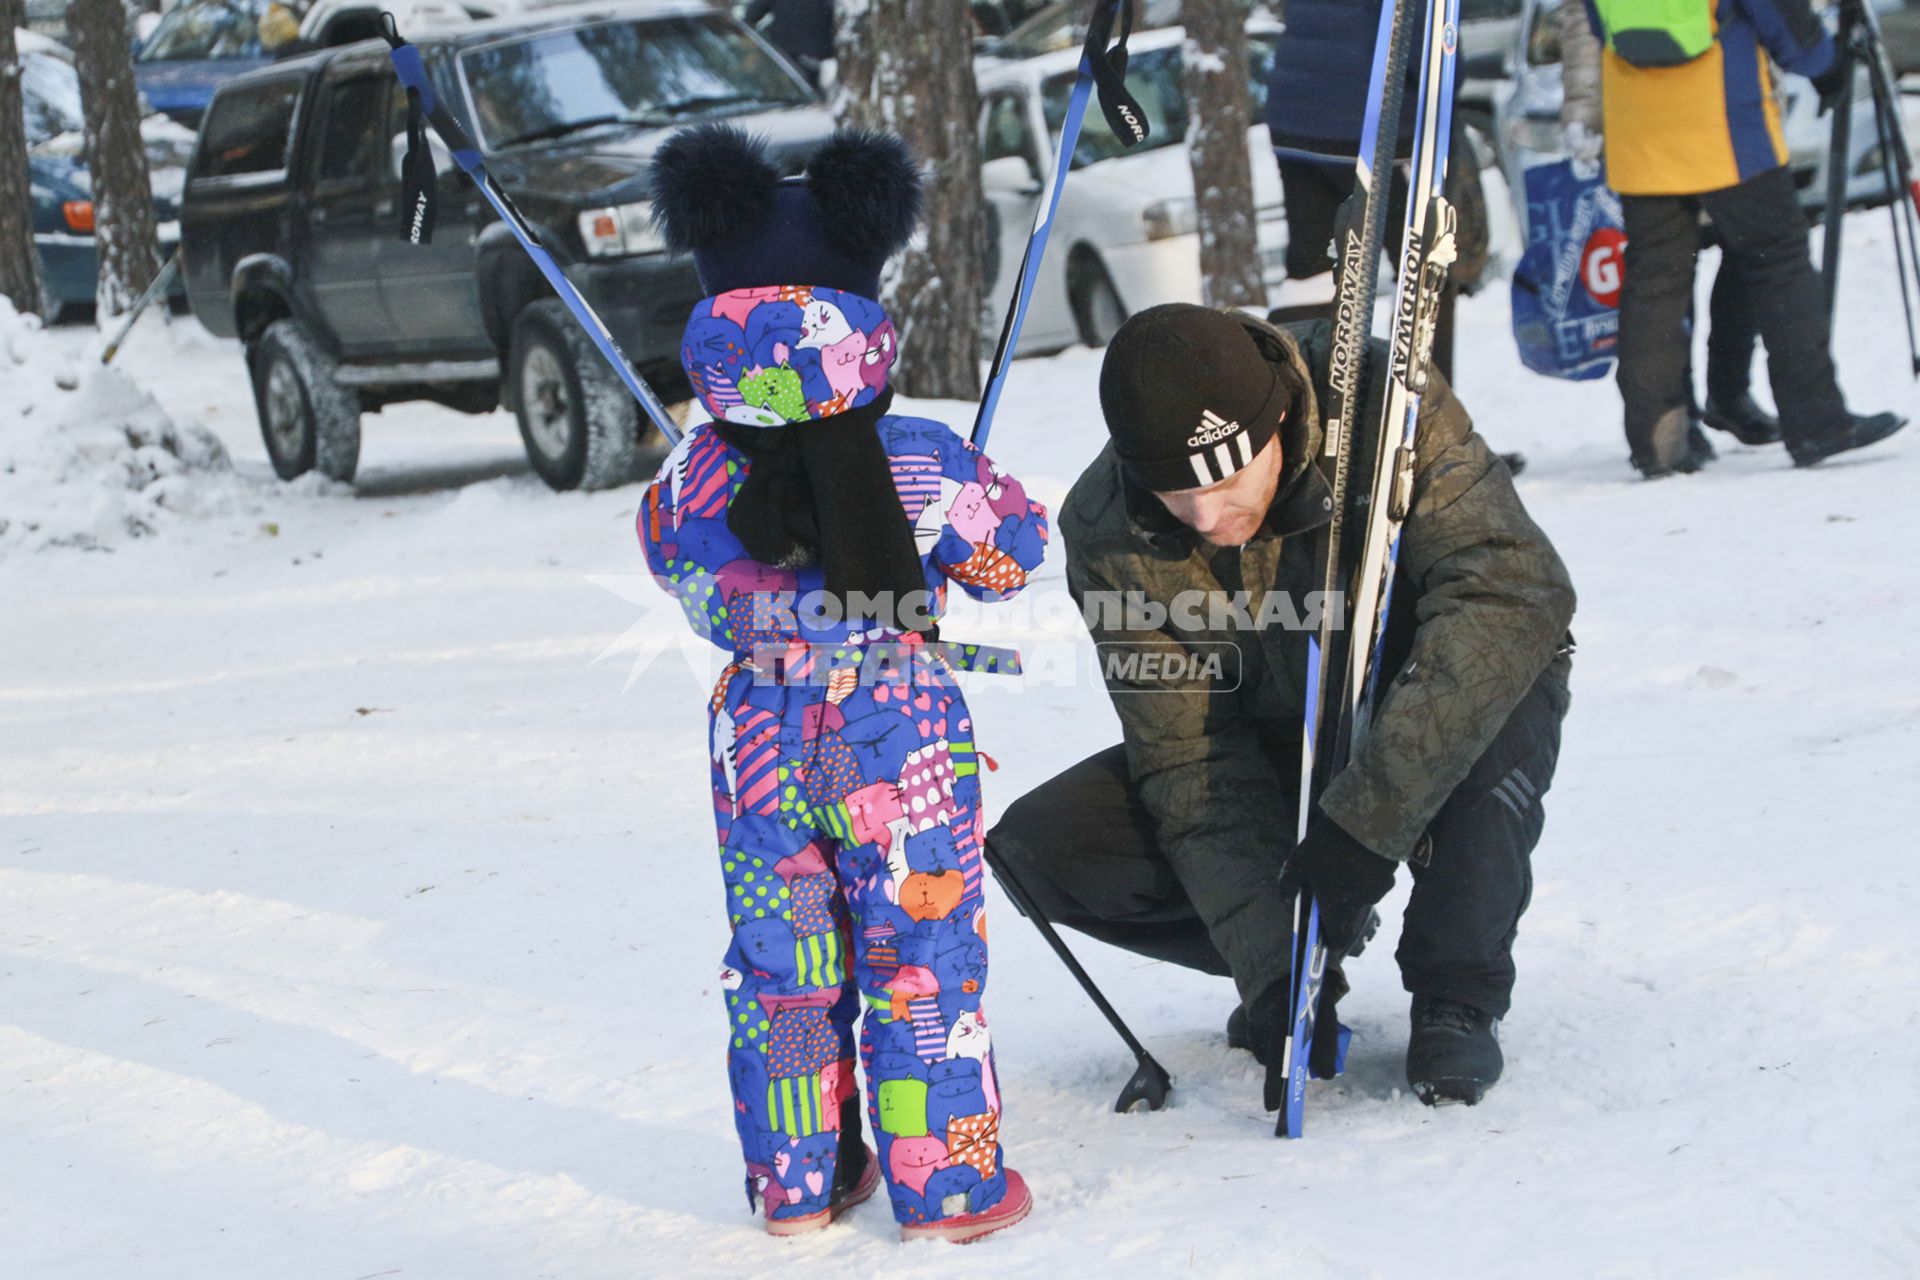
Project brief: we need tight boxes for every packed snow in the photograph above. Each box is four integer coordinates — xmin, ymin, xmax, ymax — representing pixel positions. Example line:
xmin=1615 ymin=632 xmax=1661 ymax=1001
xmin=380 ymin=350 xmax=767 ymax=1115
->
xmin=0 ymin=296 xmax=239 ymax=553
xmin=3 ymin=212 xmax=1916 ymax=1279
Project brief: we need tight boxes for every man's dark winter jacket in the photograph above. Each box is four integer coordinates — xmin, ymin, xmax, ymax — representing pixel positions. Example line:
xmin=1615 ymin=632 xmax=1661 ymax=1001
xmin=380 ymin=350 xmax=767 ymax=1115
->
xmin=1061 ymin=316 xmax=1574 ymax=994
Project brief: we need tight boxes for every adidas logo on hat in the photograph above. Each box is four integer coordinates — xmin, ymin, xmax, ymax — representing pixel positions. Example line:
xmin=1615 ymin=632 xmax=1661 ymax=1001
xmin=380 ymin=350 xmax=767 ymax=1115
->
xmin=1186 ymin=412 xmax=1258 ymax=486
xmin=1188 ymin=410 xmax=1242 ymax=448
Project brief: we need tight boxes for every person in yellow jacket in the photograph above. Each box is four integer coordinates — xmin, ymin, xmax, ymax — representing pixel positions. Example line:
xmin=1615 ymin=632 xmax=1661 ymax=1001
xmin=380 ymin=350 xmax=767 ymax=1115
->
xmin=1583 ymin=0 xmax=1906 ymax=473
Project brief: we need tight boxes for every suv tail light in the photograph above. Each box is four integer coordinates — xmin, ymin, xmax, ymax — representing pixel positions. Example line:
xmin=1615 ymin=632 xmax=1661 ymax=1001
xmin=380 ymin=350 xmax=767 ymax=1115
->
xmin=63 ymin=201 xmax=95 ymax=233
xmin=577 ymin=201 xmax=665 ymax=258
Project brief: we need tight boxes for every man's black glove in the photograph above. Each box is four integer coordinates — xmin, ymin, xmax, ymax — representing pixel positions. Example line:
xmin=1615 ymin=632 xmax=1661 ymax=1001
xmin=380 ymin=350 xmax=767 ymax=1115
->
xmin=1246 ymin=963 xmax=1355 ymax=1111
xmin=1277 ymin=811 xmax=1398 ymax=958
xmin=1813 ymin=55 xmax=1852 ymax=116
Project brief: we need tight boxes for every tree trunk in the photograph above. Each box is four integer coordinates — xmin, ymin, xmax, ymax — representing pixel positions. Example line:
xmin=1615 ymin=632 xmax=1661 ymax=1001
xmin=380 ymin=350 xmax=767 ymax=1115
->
xmin=1182 ymin=0 xmax=1263 ymax=310
xmin=829 ymin=0 xmax=874 ymax=122
xmin=69 ymin=0 xmax=159 ymax=316
xmin=832 ymin=0 xmax=983 ymax=401
xmin=0 ymin=0 xmax=44 ymax=315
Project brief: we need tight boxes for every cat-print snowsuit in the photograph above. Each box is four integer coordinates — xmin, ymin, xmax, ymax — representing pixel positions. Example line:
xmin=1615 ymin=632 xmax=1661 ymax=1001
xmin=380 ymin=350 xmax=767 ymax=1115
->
xmin=640 ymin=401 xmax=1047 ymax=1227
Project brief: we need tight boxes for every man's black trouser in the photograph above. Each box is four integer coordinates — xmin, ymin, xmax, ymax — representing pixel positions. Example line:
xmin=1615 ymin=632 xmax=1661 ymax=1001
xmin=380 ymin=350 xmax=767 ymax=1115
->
xmin=1619 ymin=165 xmax=1850 ymax=469
xmin=986 ymin=673 xmax=1566 ymax=1020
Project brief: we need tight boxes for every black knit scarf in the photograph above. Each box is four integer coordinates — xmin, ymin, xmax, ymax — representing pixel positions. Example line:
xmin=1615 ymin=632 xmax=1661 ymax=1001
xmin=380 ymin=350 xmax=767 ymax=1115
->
xmin=713 ymin=388 xmax=933 ymax=634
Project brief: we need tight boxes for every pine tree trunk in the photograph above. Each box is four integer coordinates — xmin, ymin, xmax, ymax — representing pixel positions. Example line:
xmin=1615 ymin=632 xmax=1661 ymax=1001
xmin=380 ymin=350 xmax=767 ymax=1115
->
xmin=0 ymin=0 xmax=44 ymax=315
xmin=69 ymin=0 xmax=159 ymax=316
xmin=1182 ymin=0 xmax=1263 ymax=310
xmin=832 ymin=0 xmax=983 ymax=402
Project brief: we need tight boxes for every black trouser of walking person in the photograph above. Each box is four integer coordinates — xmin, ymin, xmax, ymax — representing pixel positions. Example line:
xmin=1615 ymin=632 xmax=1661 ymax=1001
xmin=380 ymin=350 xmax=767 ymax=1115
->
xmin=986 ymin=674 xmax=1567 ymax=1022
xmin=1619 ymin=165 xmax=1851 ymax=471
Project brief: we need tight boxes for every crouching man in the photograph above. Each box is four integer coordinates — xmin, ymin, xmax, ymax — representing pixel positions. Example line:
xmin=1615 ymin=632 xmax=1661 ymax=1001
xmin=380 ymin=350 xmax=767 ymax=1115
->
xmin=987 ymin=304 xmax=1575 ymax=1106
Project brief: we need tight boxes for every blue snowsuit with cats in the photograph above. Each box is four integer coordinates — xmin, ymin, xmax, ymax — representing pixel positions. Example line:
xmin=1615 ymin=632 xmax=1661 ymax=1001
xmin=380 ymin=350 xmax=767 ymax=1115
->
xmin=640 ymin=288 xmax=1046 ymax=1225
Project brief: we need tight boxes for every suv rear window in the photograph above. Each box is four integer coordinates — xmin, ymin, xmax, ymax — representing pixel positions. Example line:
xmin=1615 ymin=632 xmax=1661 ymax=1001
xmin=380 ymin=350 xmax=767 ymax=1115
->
xmin=196 ymin=79 xmax=303 ymax=178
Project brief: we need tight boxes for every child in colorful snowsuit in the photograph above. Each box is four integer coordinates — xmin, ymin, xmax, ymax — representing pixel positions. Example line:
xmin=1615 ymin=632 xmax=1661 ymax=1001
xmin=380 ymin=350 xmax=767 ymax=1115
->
xmin=639 ymin=126 xmax=1046 ymax=1243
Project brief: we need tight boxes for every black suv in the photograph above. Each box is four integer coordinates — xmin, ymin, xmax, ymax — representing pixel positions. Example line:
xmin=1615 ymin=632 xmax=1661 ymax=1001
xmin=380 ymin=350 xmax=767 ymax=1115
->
xmin=179 ymin=2 xmax=836 ymax=490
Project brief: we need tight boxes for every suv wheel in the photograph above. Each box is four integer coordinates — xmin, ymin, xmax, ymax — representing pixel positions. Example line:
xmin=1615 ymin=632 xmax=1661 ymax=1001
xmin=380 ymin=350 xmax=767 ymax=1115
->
xmin=1069 ymin=254 xmax=1126 ymax=348
xmin=509 ymin=299 xmax=641 ymax=491
xmin=250 ymin=318 xmax=361 ymax=483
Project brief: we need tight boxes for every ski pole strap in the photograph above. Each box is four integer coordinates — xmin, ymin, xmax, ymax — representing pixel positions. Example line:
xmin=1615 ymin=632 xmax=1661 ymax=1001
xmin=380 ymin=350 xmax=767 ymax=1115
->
xmin=970 ymin=0 xmax=1148 ymax=449
xmin=384 ymin=11 xmax=475 ymax=244
xmin=400 ymin=88 xmax=437 ymax=244
xmin=1083 ymin=0 xmax=1147 ymax=145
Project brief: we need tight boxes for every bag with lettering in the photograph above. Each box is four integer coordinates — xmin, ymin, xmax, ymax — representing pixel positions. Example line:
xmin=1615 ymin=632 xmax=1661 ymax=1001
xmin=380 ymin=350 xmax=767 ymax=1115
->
xmin=1510 ymin=158 xmax=1624 ymax=382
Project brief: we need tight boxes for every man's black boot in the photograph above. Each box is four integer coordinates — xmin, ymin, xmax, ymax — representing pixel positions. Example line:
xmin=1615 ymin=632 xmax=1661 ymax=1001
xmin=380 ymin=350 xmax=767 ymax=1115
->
xmin=1635 ymin=410 xmax=1717 ymax=478
xmin=1702 ymin=391 xmax=1782 ymax=445
xmin=1406 ymin=994 xmax=1502 ymax=1107
xmin=1790 ymin=412 xmax=1909 ymax=467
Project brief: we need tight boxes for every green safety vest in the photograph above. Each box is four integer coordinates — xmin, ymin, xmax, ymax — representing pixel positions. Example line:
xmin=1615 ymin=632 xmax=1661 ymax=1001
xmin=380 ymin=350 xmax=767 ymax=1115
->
xmin=1591 ymin=0 xmax=1717 ymax=68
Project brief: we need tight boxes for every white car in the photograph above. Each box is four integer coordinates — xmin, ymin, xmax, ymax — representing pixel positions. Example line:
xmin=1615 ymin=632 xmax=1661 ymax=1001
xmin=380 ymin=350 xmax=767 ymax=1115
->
xmin=976 ymin=20 xmax=1288 ymax=355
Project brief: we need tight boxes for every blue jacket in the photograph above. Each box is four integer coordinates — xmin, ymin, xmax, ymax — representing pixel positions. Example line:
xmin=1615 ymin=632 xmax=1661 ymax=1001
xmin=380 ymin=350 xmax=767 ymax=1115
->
xmin=1265 ymin=0 xmax=1421 ymax=161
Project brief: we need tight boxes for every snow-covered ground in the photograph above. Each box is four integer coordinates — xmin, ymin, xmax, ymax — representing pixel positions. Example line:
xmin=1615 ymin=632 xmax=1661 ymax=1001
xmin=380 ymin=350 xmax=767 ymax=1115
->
xmin=4 ymin=210 xmax=1917 ymax=1279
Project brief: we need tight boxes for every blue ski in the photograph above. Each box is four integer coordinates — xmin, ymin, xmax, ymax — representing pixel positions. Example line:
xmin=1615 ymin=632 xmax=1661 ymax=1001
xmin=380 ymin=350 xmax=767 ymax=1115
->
xmin=1280 ymin=0 xmax=1463 ymax=1140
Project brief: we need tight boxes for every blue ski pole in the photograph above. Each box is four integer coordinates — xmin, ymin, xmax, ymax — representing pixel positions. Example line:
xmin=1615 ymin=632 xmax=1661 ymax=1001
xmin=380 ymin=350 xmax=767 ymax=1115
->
xmin=1276 ymin=0 xmax=1419 ymax=1141
xmin=971 ymin=0 xmax=1148 ymax=448
xmin=1279 ymin=0 xmax=1463 ymax=1139
xmin=380 ymin=14 xmax=681 ymax=445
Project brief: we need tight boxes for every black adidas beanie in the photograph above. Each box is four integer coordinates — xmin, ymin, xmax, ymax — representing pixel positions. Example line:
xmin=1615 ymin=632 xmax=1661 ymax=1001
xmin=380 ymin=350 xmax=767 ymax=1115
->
xmin=1098 ymin=304 xmax=1293 ymax=492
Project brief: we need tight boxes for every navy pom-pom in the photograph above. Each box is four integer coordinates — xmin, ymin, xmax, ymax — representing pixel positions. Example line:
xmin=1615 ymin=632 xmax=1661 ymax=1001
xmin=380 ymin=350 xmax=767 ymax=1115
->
xmin=805 ymin=130 xmax=924 ymax=261
xmin=649 ymin=124 xmax=781 ymax=252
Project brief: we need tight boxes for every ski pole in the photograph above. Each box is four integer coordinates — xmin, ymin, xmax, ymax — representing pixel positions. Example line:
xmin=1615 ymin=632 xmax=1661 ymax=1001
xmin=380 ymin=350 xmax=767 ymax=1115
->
xmin=1854 ymin=0 xmax=1920 ymax=374
xmin=1822 ymin=0 xmax=1858 ymax=337
xmin=100 ymin=250 xmax=180 ymax=365
xmin=380 ymin=14 xmax=682 ymax=444
xmin=981 ymin=840 xmax=1171 ymax=1113
xmin=971 ymin=0 xmax=1148 ymax=448
xmin=1280 ymin=0 xmax=1420 ymax=1141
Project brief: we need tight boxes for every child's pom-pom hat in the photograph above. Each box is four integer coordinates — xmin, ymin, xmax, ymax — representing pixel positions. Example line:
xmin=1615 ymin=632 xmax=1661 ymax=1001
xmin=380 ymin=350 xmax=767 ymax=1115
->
xmin=650 ymin=124 xmax=924 ymax=299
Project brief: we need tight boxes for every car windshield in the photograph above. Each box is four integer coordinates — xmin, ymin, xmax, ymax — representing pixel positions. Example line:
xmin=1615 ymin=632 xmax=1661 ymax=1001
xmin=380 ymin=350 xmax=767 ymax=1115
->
xmin=138 ymin=0 xmax=310 ymax=62
xmin=459 ymin=15 xmax=813 ymax=151
xmin=21 ymin=52 xmax=84 ymax=146
xmin=1040 ymin=36 xmax=1275 ymax=169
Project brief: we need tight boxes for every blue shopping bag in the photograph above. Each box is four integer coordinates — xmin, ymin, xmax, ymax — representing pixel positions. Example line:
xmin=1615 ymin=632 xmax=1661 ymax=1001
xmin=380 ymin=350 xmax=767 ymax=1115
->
xmin=1511 ymin=159 xmax=1625 ymax=381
